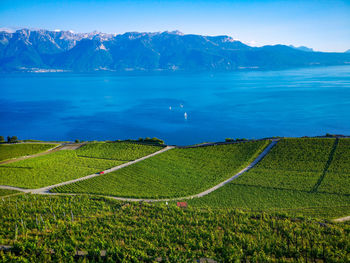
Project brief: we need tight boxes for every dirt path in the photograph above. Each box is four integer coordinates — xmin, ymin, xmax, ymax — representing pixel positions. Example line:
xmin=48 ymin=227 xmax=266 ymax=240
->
xmin=7 ymin=140 xmax=277 ymax=202
xmin=30 ymin=146 xmax=175 ymax=194
xmin=0 ymin=145 xmax=173 ymax=194
xmin=333 ymin=216 xmax=350 ymax=222
xmin=98 ymin=139 xmax=279 ymax=202
xmin=0 ymin=185 xmax=32 ymax=192
xmin=188 ymin=140 xmax=278 ymax=198
xmin=2 ymin=139 xmax=349 ymax=222
xmin=0 ymin=140 xmax=277 ymax=202
xmin=59 ymin=143 xmax=86 ymax=150
xmin=0 ymin=143 xmax=86 ymax=165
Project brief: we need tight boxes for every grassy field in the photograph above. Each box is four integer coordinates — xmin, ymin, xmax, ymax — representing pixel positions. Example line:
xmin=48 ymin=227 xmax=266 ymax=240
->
xmin=0 ymin=142 xmax=162 ymax=189
xmin=189 ymin=138 xmax=350 ymax=218
xmin=0 ymin=194 xmax=349 ymax=262
xmin=0 ymin=143 xmax=58 ymax=162
xmin=51 ymin=140 xmax=270 ymax=198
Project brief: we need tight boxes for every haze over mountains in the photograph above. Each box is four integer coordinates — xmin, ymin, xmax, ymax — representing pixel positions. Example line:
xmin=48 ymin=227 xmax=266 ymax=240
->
xmin=0 ymin=28 xmax=350 ymax=72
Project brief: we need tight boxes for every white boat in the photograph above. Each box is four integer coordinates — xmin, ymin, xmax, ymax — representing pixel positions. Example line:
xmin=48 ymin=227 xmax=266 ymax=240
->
xmin=184 ymin=112 xmax=188 ymax=119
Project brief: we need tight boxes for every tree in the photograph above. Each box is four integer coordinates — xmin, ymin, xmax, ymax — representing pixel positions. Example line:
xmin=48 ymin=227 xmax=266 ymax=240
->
xmin=151 ymin=137 xmax=164 ymax=144
xmin=7 ymin=136 xmax=11 ymax=143
xmin=10 ymin=136 xmax=18 ymax=143
xmin=0 ymin=136 xmax=4 ymax=142
xmin=75 ymin=139 xmax=80 ymax=143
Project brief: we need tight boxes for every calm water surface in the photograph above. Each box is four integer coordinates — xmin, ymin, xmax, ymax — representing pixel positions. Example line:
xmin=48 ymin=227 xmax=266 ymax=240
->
xmin=1 ymin=66 xmax=350 ymax=145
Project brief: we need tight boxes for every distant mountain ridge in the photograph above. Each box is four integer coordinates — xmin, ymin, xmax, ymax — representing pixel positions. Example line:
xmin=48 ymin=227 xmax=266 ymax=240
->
xmin=1 ymin=28 xmax=350 ymax=72
xmin=289 ymin=45 xmax=314 ymax=52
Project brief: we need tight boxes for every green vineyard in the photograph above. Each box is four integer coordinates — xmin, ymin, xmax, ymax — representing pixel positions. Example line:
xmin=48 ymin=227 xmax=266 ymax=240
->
xmin=0 ymin=143 xmax=58 ymax=162
xmin=0 ymin=137 xmax=349 ymax=262
xmin=189 ymin=138 xmax=350 ymax=218
xmin=318 ymin=138 xmax=350 ymax=195
xmin=75 ymin=141 xmax=164 ymax=161
xmin=0 ymin=194 xmax=349 ymax=262
xmin=51 ymin=140 xmax=269 ymax=198
xmin=0 ymin=142 xmax=162 ymax=189
xmin=0 ymin=189 xmax=19 ymax=197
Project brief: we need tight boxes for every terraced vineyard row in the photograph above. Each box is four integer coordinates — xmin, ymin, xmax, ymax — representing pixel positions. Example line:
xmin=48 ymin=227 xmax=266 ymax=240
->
xmin=0 ymin=142 xmax=162 ymax=189
xmin=52 ymin=140 xmax=270 ymax=198
xmin=190 ymin=138 xmax=350 ymax=218
xmin=318 ymin=138 xmax=350 ymax=195
xmin=234 ymin=138 xmax=336 ymax=192
xmin=0 ymin=143 xmax=58 ymax=162
xmin=75 ymin=141 xmax=164 ymax=161
xmin=254 ymin=138 xmax=335 ymax=172
xmin=1 ymin=194 xmax=349 ymax=262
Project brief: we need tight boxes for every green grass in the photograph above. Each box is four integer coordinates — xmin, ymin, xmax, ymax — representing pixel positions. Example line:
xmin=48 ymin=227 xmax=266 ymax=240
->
xmin=0 ymin=189 xmax=19 ymax=197
xmin=189 ymin=138 xmax=350 ymax=218
xmin=52 ymin=140 xmax=270 ymax=198
xmin=0 ymin=142 xmax=162 ymax=189
xmin=0 ymin=194 xmax=349 ymax=262
xmin=75 ymin=141 xmax=163 ymax=161
xmin=0 ymin=143 xmax=58 ymax=162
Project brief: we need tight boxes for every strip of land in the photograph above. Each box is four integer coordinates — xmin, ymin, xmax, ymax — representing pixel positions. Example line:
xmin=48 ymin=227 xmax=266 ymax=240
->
xmin=0 ymin=146 xmax=174 ymax=194
xmin=1 ymin=138 xmax=349 ymax=220
xmin=96 ymin=140 xmax=278 ymax=201
xmin=0 ymin=143 xmax=85 ymax=165
xmin=2 ymin=140 xmax=277 ymax=201
xmin=0 ymin=140 xmax=276 ymax=200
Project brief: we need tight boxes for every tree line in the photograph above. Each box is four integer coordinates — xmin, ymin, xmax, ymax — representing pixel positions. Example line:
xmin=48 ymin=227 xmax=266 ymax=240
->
xmin=0 ymin=136 xmax=18 ymax=143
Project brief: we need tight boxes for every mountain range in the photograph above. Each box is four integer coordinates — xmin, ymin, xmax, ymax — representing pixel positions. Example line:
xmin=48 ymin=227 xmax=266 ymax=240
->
xmin=289 ymin=45 xmax=314 ymax=52
xmin=0 ymin=28 xmax=350 ymax=72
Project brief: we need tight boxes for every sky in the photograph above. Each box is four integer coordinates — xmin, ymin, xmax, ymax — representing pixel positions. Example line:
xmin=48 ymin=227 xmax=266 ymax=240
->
xmin=0 ymin=0 xmax=349 ymax=52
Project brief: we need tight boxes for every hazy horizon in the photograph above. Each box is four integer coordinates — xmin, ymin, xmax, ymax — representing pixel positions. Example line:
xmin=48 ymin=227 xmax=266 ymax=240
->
xmin=1 ymin=0 xmax=349 ymax=52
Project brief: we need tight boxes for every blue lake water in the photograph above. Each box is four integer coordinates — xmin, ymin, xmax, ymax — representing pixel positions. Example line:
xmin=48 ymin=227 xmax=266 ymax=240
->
xmin=1 ymin=66 xmax=350 ymax=145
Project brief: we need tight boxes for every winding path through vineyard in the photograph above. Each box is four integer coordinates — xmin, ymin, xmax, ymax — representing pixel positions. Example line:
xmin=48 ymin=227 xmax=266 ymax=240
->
xmin=2 ymin=139 xmax=349 ymax=221
xmin=0 ymin=146 xmax=174 ymax=194
xmin=96 ymin=139 xmax=279 ymax=202
xmin=32 ymin=145 xmax=175 ymax=194
xmin=0 ymin=142 xmax=86 ymax=165
xmin=0 ymin=185 xmax=32 ymax=192
xmin=0 ymin=140 xmax=277 ymax=200
xmin=21 ymin=140 xmax=277 ymax=200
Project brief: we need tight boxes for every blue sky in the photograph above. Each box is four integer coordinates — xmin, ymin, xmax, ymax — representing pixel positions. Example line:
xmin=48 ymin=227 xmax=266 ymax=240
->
xmin=0 ymin=0 xmax=349 ymax=52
